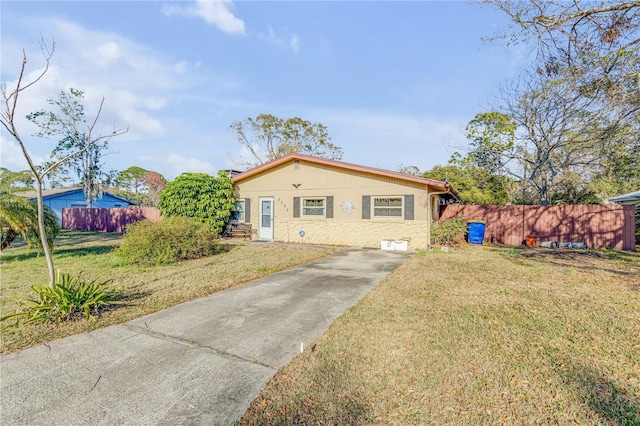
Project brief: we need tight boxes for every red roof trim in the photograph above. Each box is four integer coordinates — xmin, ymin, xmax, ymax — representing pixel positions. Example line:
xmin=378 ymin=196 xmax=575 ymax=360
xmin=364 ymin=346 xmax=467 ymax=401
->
xmin=232 ymin=153 xmax=458 ymax=197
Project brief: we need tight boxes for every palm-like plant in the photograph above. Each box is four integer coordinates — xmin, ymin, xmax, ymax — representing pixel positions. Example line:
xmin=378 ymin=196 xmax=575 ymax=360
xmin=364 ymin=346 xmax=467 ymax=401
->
xmin=0 ymin=190 xmax=59 ymax=251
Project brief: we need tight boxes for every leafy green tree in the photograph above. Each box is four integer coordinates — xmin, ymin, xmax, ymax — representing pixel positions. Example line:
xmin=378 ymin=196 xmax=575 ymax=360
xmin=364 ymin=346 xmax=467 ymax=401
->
xmin=0 ymin=168 xmax=34 ymax=189
xmin=464 ymin=112 xmax=516 ymax=177
xmin=158 ymin=172 xmax=235 ymax=235
xmin=230 ymin=114 xmax=343 ymax=168
xmin=115 ymin=166 xmax=148 ymax=194
xmin=28 ymin=88 xmax=124 ymax=208
xmin=111 ymin=167 xmax=167 ymax=207
xmin=423 ymin=154 xmax=513 ymax=205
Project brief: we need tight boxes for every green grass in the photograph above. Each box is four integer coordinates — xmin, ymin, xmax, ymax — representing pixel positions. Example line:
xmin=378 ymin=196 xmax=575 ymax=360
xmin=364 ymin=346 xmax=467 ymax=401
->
xmin=240 ymin=246 xmax=640 ymax=425
xmin=0 ymin=231 xmax=329 ymax=353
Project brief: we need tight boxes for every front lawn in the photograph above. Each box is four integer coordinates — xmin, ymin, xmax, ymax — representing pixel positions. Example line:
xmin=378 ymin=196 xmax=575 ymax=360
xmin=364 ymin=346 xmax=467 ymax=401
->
xmin=240 ymin=246 xmax=640 ymax=425
xmin=0 ymin=231 xmax=329 ymax=353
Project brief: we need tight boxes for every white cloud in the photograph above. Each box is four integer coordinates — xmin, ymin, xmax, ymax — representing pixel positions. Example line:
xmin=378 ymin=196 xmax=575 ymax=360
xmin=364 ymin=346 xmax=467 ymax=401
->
xmin=91 ymin=41 xmax=121 ymax=65
xmin=258 ymin=26 xmax=300 ymax=53
xmin=0 ymin=17 xmax=240 ymax=165
xmin=0 ymin=136 xmax=45 ymax=170
xmin=258 ymin=26 xmax=281 ymax=46
xmin=163 ymin=0 xmax=245 ymax=35
xmin=290 ymin=34 xmax=300 ymax=53
xmin=164 ymin=153 xmax=217 ymax=176
xmin=173 ymin=59 xmax=201 ymax=75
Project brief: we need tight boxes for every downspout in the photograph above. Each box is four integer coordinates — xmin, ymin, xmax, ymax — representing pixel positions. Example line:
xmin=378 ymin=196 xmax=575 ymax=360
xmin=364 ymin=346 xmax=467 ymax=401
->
xmin=428 ymin=184 xmax=459 ymax=249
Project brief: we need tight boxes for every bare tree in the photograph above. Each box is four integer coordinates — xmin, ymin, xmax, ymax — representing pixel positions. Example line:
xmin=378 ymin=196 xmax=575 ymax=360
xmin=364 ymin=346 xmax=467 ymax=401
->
xmin=0 ymin=40 xmax=127 ymax=285
xmin=28 ymin=88 xmax=123 ymax=208
xmin=493 ymin=67 xmax=639 ymax=205
xmin=229 ymin=114 xmax=343 ymax=168
xmin=484 ymin=1 xmax=640 ymax=203
xmin=486 ymin=1 xmax=640 ymax=62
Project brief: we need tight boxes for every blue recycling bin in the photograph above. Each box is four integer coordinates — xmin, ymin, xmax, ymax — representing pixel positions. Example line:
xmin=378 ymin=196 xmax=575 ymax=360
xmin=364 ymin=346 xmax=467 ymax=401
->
xmin=468 ymin=220 xmax=486 ymax=245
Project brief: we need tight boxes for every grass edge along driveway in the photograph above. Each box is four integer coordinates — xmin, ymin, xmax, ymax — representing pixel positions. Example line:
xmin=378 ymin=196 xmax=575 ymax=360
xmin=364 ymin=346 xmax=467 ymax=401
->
xmin=0 ymin=231 xmax=332 ymax=354
xmin=240 ymin=246 xmax=640 ymax=425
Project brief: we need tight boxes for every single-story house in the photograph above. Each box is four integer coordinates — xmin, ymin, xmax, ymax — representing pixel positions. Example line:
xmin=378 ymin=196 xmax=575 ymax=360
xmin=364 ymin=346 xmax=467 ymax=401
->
xmin=610 ymin=190 xmax=640 ymax=238
xmin=609 ymin=190 xmax=640 ymax=206
xmin=232 ymin=154 xmax=459 ymax=249
xmin=20 ymin=187 xmax=138 ymax=222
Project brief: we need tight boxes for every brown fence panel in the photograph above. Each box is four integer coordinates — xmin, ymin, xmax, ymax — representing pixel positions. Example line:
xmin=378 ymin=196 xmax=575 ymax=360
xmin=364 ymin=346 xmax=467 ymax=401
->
xmin=62 ymin=208 xmax=161 ymax=233
xmin=440 ymin=204 xmax=635 ymax=251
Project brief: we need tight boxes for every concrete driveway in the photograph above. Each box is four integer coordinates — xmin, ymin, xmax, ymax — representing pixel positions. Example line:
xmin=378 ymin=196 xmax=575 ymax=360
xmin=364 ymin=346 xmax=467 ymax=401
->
xmin=1 ymin=248 xmax=410 ymax=425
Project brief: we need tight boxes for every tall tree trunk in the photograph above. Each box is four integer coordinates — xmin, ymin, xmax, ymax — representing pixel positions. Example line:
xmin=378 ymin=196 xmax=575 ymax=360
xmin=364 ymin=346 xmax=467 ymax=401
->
xmin=35 ymin=180 xmax=55 ymax=286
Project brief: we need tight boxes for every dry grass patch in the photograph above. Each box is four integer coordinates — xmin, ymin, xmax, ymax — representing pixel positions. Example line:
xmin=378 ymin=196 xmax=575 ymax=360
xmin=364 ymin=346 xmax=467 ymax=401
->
xmin=1 ymin=231 xmax=329 ymax=353
xmin=241 ymin=246 xmax=640 ymax=425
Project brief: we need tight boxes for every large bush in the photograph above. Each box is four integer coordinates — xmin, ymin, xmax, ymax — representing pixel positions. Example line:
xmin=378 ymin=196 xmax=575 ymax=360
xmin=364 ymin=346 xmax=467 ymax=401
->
xmin=116 ymin=217 xmax=220 ymax=265
xmin=158 ymin=171 xmax=235 ymax=234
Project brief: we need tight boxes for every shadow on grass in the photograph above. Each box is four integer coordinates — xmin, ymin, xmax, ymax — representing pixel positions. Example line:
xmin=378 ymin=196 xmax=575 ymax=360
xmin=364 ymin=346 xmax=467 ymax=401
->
xmin=487 ymin=246 xmax=640 ymax=281
xmin=559 ymin=360 xmax=640 ymax=425
xmin=2 ymin=239 xmax=234 ymax=265
xmin=54 ymin=231 xmax=124 ymax=247
xmin=53 ymin=245 xmax=119 ymax=259
xmin=0 ymin=250 xmax=43 ymax=262
xmin=109 ymin=288 xmax=153 ymax=309
xmin=0 ymin=245 xmax=119 ymax=263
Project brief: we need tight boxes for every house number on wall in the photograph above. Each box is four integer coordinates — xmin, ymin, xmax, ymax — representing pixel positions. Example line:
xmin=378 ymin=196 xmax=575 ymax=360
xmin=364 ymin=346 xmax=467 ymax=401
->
xmin=341 ymin=200 xmax=355 ymax=214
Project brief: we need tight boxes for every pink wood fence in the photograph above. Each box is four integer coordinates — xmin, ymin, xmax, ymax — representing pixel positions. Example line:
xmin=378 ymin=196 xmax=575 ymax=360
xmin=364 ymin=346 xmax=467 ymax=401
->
xmin=62 ymin=208 xmax=161 ymax=233
xmin=439 ymin=204 xmax=636 ymax=251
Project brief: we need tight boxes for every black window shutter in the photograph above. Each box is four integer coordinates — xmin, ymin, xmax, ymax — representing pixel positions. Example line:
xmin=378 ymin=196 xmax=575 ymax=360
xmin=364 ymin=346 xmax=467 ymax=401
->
xmin=326 ymin=196 xmax=334 ymax=218
xmin=362 ymin=196 xmax=371 ymax=219
xmin=244 ymin=198 xmax=251 ymax=223
xmin=293 ymin=197 xmax=300 ymax=218
xmin=404 ymin=195 xmax=414 ymax=220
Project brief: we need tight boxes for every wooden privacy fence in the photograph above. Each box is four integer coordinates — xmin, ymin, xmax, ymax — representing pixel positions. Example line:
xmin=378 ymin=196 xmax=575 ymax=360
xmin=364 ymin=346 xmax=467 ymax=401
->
xmin=439 ymin=204 xmax=636 ymax=251
xmin=62 ymin=208 xmax=161 ymax=233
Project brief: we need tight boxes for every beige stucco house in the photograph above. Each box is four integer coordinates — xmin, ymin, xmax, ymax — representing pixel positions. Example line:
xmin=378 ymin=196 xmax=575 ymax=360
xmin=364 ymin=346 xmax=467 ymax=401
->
xmin=232 ymin=154 xmax=459 ymax=249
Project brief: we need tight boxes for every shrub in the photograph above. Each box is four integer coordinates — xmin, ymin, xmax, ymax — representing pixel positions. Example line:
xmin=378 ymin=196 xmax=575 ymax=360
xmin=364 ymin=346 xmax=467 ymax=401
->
xmin=1 ymin=271 xmax=121 ymax=324
xmin=116 ymin=216 xmax=220 ymax=265
xmin=431 ymin=217 xmax=468 ymax=247
xmin=158 ymin=172 xmax=235 ymax=234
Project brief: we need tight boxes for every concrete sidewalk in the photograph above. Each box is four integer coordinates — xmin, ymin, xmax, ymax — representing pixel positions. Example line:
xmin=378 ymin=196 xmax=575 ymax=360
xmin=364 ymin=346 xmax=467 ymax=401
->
xmin=1 ymin=248 xmax=410 ymax=425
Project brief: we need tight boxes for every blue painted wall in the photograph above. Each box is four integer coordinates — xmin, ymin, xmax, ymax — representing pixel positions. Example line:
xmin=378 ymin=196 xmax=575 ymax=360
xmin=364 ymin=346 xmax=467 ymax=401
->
xmin=43 ymin=189 xmax=136 ymax=222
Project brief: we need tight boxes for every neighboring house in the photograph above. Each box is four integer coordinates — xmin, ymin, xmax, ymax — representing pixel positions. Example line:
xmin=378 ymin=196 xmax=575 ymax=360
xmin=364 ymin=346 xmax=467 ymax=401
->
xmin=610 ymin=190 xmax=640 ymax=239
xmin=232 ymin=154 xmax=459 ymax=249
xmin=20 ymin=187 xmax=138 ymax=222
xmin=609 ymin=190 xmax=640 ymax=206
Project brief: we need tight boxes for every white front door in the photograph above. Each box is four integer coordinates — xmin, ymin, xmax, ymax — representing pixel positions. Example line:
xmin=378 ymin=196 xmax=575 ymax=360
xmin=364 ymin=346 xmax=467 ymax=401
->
xmin=258 ymin=197 xmax=274 ymax=240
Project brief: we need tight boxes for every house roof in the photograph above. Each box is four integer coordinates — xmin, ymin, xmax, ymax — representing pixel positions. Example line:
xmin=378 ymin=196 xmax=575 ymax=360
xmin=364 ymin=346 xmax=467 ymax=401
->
xmin=18 ymin=186 xmax=83 ymax=199
xmin=609 ymin=190 xmax=640 ymax=204
xmin=233 ymin=153 xmax=460 ymax=200
xmin=18 ymin=186 xmax=138 ymax=205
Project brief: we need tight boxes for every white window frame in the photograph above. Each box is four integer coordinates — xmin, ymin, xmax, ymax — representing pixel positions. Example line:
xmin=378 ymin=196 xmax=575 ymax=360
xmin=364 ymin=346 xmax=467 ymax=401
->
xmin=233 ymin=200 xmax=245 ymax=222
xmin=372 ymin=196 xmax=403 ymax=219
xmin=301 ymin=197 xmax=326 ymax=218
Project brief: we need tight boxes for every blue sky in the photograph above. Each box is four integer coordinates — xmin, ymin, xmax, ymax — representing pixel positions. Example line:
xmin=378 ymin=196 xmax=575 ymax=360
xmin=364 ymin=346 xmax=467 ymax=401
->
xmin=1 ymin=1 xmax=527 ymax=181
